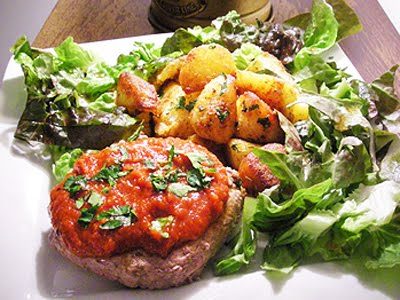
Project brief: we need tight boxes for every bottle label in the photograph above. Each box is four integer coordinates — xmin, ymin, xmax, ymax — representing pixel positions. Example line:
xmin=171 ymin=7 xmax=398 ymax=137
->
xmin=154 ymin=0 xmax=207 ymax=18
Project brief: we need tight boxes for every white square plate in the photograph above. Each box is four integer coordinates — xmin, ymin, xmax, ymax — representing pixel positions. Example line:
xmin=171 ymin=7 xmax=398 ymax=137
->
xmin=0 ymin=33 xmax=398 ymax=299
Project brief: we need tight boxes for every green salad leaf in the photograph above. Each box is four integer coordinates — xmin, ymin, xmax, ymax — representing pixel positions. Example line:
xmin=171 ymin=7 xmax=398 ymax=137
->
xmin=380 ymin=136 xmax=400 ymax=183
xmin=232 ymin=43 xmax=263 ymax=70
xmin=12 ymin=36 xmax=138 ymax=150
xmin=215 ymin=197 xmax=258 ymax=275
xmin=285 ymin=0 xmax=362 ymax=42
xmin=253 ymin=148 xmax=305 ymax=190
xmin=52 ymin=148 xmax=83 ymax=182
xmin=371 ymin=65 xmax=400 ymax=115
xmin=55 ymin=37 xmax=96 ymax=70
xmin=294 ymin=0 xmax=339 ymax=70
xmin=161 ymin=29 xmax=202 ymax=55
xmin=116 ymin=42 xmax=182 ymax=81
xmin=261 ymin=181 xmax=400 ymax=273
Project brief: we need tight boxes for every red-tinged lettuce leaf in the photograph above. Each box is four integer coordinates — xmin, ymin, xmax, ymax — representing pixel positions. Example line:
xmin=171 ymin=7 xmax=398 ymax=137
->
xmin=161 ymin=29 xmax=203 ymax=56
xmin=371 ymin=65 xmax=400 ymax=115
xmin=11 ymin=36 xmax=138 ymax=150
xmin=15 ymin=106 xmax=137 ymax=149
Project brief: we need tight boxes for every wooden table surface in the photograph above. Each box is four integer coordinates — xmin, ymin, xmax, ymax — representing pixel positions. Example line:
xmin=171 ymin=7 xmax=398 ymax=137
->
xmin=33 ymin=0 xmax=400 ymax=85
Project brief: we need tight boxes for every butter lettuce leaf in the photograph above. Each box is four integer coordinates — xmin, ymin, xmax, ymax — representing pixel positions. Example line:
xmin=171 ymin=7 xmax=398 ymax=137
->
xmin=294 ymin=0 xmax=339 ymax=70
xmin=215 ymin=197 xmax=258 ymax=275
xmin=52 ymin=148 xmax=83 ymax=182
xmin=232 ymin=43 xmax=262 ymax=70
xmin=285 ymin=0 xmax=362 ymax=42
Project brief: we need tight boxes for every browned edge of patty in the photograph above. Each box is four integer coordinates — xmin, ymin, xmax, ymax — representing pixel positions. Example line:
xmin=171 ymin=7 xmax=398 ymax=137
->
xmin=49 ymin=167 xmax=245 ymax=289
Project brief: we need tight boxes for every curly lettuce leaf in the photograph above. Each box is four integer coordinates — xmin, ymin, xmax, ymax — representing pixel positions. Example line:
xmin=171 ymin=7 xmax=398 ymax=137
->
xmin=116 ymin=42 xmax=182 ymax=81
xmin=380 ymin=137 xmax=400 ymax=184
xmin=52 ymin=148 xmax=83 ymax=182
xmin=262 ymin=210 xmax=337 ymax=273
xmin=161 ymin=29 xmax=202 ymax=56
xmin=252 ymin=179 xmax=333 ymax=232
xmin=215 ymin=197 xmax=258 ymax=275
xmin=366 ymin=242 xmax=400 ymax=269
xmin=232 ymin=43 xmax=262 ymax=70
xmin=294 ymin=0 xmax=339 ymax=70
xmin=253 ymin=148 xmax=305 ymax=190
xmin=294 ymin=56 xmax=349 ymax=90
xmin=55 ymin=37 xmax=96 ymax=71
xmin=332 ymin=136 xmax=372 ymax=188
xmin=285 ymin=0 xmax=362 ymax=42
xmin=262 ymin=181 xmax=400 ymax=273
xmin=341 ymin=181 xmax=400 ymax=233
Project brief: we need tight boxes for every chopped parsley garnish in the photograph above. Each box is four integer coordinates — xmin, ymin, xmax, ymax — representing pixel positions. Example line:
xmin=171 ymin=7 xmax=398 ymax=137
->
xmin=75 ymin=198 xmax=85 ymax=209
xmin=92 ymin=164 xmax=129 ymax=186
xmin=64 ymin=175 xmax=87 ymax=197
xmin=87 ymin=191 xmax=103 ymax=207
xmin=185 ymin=152 xmax=211 ymax=168
xmin=144 ymin=159 xmax=156 ymax=170
xmin=97 ymin=205 xmax=137 ymax=230
xmin=176 ymin=96 xmax=197 ymax=112
xmin=127 ymin=122 xmax=144 ymax=142
xmin=242 ymin=104 xmax=259 ymax=112
xmin=150 ymin=172 xmax=168 ymax=191
xmin=231 ymin=144 xmax=239 ymax=151
xmin=76 ymin=191 xmax=104 ymax=227
xmin=168 ymin=182 xmax=196 ymax=197
xmin=150 ymin=215 xmax=174 ymax=238
xmin=219 ymin=73 xmax=228 ymax=96
xmin=187 ymin=168 xmax=213 ymax=189
xmin=165 ymin=168 xmax=185 ymax=183
xmin=256 ymin=69 xmax=279 ymax=77
xmin=185 ymin=99 xmax=197 ymax=111
xmin=257 ymin=117 xmax=271 ymax=129
xmin=167 ymin=145 xmax=176 ymax=167
xmin=148 ymin=146 xmax=180 ymax=192
xmin=149 ymin=150 xmax=214 ymax=194
xmin=184 ymin=151 xmax=214 ymax=189
xmin=216 ymin=108 xmax=230 ymax=122
xmin=78 ymin=206 xmax=98 ymax=227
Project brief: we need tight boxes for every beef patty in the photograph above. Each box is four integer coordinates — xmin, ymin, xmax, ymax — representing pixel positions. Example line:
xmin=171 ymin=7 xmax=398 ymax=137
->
xmin=49 ymin=137 xmax=245 ymax=289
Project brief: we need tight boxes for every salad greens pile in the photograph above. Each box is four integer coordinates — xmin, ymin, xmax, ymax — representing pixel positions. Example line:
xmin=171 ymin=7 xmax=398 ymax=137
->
xmin=10 ymin=0 xmax=400 ymax=277
xmin=215 ymin=0 xmax=400 ymax=275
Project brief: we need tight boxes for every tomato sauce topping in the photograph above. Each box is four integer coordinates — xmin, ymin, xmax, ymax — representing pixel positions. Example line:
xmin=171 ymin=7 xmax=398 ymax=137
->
xmin=49 ymin=137 xmax=230 ymax=258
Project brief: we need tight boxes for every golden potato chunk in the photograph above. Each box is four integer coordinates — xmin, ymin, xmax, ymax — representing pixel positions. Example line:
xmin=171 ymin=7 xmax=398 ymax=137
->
xmin=236 ymin=91 xmax=284 ymax=144
xmin=154 ymin=82 xmax=195 ymax=138
xmin=190 ymin=74 xmax=237 ymax=144
xmin=152 ymin=56 xmax=186 ymax=90
xmin=116 ymin=72 xmax=159 ymax=115
xmin=239 ymin=143 xmax=286 ymax=194
xmin=235 ymin=70 xmax=299 ymax=116
xmin=246 ymin=52 xmax=295 ymax=84
xmin=226 ymin=138 xmax=261 ymax=170
xmin=179 ymin=44 xmax=236 ymax=93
